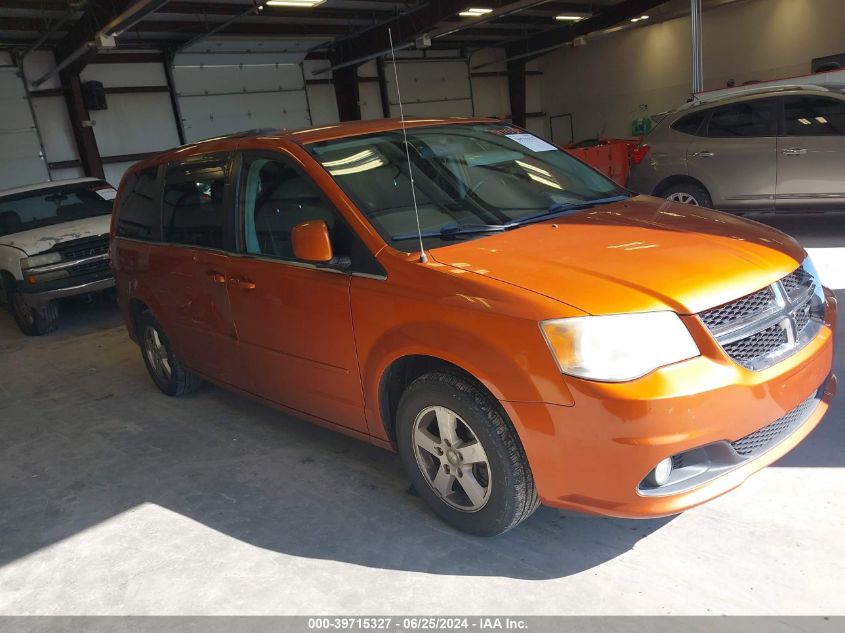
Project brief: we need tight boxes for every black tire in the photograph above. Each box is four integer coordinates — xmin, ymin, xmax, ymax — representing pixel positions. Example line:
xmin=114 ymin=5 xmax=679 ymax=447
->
xmin=137 ymin=310 xmax=203 ymax=397
xmin=661 ymin=181 xmax=713 ymax=208
xmin=395 ymin=372 xmax=539 ymax=536
xmin=6 ymin=279 xmax=58 ymax=336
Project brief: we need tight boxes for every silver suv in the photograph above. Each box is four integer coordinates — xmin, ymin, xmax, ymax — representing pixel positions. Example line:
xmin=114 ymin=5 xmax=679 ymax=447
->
xmin=627 ymin=85 xmax=845 ymax=212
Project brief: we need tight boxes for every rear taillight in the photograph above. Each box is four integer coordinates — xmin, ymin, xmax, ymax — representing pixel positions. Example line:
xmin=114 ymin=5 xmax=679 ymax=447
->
xmin=630 ymin=144 xmax=650 ymax=165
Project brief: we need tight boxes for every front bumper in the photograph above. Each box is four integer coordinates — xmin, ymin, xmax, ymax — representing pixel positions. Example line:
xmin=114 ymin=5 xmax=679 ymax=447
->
xmin=505 ymin=287 xmax=837 ymax=518
xmin=17 ymin=274 xmax=114 ymax=307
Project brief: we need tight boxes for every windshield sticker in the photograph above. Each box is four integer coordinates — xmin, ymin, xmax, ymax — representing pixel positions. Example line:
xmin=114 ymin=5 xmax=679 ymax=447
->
xmin=96 ymin=188 xmax=117 ymax=201
xmin=505 ymin=133 xmax=557 ymax=152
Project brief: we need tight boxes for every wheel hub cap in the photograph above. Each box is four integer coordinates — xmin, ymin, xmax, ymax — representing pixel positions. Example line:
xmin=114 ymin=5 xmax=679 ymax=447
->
xmin=411 ymin=405 xmax=492 ymax=512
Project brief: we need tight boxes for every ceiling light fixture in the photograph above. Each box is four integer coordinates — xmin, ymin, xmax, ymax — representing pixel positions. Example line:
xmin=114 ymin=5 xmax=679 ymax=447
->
xmin=555 ymin=15 xmax=588 ymax=22
xmin=630 ymin=15 xmax=650 ymax=22
xmin=459 ymin=7 xmax=493 ymax=18
xmin=264 ymin=0 xmax=327 ymax=7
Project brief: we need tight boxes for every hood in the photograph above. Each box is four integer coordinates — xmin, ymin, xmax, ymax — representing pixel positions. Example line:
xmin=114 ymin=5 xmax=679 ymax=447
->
xmin=428 ymin=196 xmax=806 ymax=315
xmin=0 ymin=215 xmax=112 ymax=256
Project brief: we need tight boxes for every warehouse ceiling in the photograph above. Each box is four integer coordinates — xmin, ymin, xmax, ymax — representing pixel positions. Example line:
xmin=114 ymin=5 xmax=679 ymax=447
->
xmin=0 ymin=0 xmax=665 ymax=56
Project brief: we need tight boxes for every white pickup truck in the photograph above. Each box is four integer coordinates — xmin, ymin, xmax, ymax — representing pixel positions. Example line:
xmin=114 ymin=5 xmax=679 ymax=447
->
xmin=0 ymin=178 xmax=116 ymax=335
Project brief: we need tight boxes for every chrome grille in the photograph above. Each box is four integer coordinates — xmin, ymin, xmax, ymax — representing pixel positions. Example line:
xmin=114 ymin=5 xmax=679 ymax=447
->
xmin=731 ymin=393 xmax=819 ymax=457
xmin=699 ymin=262 xmax=825 ymax=371
xmin=722 ymin=323 xmax=788 ymax=365
xmin=700 ymin=287 xmax=776 ymax=331
xmin=49 ymin=235 xmax=111 ymax=279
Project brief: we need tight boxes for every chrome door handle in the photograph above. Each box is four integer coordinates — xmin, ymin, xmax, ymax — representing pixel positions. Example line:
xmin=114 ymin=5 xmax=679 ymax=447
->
xmin=782 ymin=148 xmax=807 ymax=156
xmin=229 ymin=277 xmax=256 ymax=290
xmin=692 ymin=151 xmax=714 ymax=158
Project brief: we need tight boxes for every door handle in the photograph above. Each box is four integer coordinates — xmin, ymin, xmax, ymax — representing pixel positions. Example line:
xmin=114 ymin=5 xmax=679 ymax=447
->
xmin=692 ymin=150 xmax=714 ymax=158
xmin=206 ymin=271 xmax=226 ymax=284
xmin=781 ymin=148 xmax=807 ymax=156
xmin=229 ymin=277 xmax=256 ymax=290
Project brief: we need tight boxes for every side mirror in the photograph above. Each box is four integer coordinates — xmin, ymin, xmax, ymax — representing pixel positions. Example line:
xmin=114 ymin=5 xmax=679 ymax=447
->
xmin=292 ymin=219 xmax=334 ymax=264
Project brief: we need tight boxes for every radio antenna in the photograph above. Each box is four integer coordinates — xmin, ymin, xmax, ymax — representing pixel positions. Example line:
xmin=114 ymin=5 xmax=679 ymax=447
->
xmin=388 ymin=27 xmax=427 ymax=263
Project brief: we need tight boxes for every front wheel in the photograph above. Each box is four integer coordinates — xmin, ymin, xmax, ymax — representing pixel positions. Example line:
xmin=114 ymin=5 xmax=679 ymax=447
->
xmin=8 ymin=288 xmax=58 ymax=336
xmin=396 ymin=372 xmax=539 ymax=536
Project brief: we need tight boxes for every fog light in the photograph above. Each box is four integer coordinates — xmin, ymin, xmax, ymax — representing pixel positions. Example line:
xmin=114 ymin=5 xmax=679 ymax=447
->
xmin=646 ymin=457 xmax=673 ymax=487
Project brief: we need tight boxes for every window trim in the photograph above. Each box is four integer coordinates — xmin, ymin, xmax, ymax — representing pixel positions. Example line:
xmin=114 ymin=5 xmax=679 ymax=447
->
xmin=233 ymin=148 xmax=386 ymax=277
xmin=115 ymin=164 xmax=163 ymax=242
xmin=703 ymin=97 xmax=779 ymax=139
xmin=161 ymin=152 xmax=235 ymax=251
xmin=780 ymin=94 xmax=845 ymax=137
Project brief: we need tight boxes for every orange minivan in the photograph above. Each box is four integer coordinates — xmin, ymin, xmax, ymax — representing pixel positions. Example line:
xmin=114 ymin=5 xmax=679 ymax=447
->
xmin=111 ymin=118 xmax=837 ymax=536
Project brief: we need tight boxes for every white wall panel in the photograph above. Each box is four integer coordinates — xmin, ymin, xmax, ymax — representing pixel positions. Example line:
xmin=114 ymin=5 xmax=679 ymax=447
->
xmin=179 ymin=90 xmax=310 ymax=141
xmin=385 ymin=60 xmax=473 ymax=118
xmin=104 ymin=160 xmax=140 ymax=188
xmin=30 ymin=96 xmax=78 ymax=163
xmin=0 ymin=66 xmax=49 ymax=189
xmin=90 ymin=92 xmax=180 ymax=157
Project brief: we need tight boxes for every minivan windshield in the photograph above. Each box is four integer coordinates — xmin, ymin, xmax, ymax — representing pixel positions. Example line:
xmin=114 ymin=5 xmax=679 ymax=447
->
xmin=0 ymin=181 xmax=114 ymax=238
xmin=308 ymin=123 xmax=629 ymax=251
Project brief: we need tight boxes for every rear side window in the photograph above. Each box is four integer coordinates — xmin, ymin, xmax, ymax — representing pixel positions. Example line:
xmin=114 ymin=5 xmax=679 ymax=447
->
xmin=706 ymin=99 xmax=776 ymax=137
xmin=162 ymin=162 xmax=227 ymax=249
xmin=671 ymin=112 xmax=705 ymax=136
xmin=783 ymin=96 xmax=845 ymax=135
xmin=116 ymin=167 xmax=160 ymax=240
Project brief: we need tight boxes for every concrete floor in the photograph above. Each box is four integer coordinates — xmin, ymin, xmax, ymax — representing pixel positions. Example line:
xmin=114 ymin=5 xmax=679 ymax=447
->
xmin=0 ymin=214 xmax=843 ymax=615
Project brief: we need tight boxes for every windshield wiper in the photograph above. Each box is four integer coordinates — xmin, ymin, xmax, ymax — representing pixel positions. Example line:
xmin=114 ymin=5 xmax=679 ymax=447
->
xmin=392 ymin=222 xmax=507 ymax=242
xmin=390 ymin=195 xmax=630 ymax=242
xmin=505 ymin=194 xmax=630 ymax=228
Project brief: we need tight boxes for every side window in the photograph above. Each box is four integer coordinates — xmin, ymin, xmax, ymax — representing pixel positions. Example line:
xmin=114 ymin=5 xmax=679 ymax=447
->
xmin=116 ymin=166 xmax=160 ymax=240
xmin=162 ymin=163 xmax=227 ymax=249
xmin=783 ymin=96 xmax=845 ymax=135
xmin=241 ymin=156 xmax=339 ymax=260
xmin=671 ymin=112 xmax=705 ymax=136
xmin=706 ymin=99 xmax=775 ymax=137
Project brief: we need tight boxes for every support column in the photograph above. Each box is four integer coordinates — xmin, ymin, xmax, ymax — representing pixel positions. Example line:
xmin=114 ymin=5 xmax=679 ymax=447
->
xmin=507 ymin=58 xmax=527 ymax=128
xmin=332 ymin=65 xmax=361 ymax=122
xmin=690 ymin=0 xmax=703 ymax=93
xmin=61 ymin=70 xmax=104 ymax=179
xmin=376 ymin=58 xmax=391 ymax=118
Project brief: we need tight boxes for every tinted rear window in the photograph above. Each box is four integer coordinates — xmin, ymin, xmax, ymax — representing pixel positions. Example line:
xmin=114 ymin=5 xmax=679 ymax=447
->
xmin=116 ymin=167 xmax=160 ymax=240
xmin=671 ymin=112 xmax=705 ymax=136
xmin=162 ymin=164 xmax=227 ymax=249
xmin=706 ymin=99 xmax=776 ymax=137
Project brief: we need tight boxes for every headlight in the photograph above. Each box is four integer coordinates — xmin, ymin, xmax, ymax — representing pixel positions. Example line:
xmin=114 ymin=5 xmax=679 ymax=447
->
xmin=540 ymin=311 xmax=700 ymax=382
xmin=21 ymin=252 xmax=62 ymax=270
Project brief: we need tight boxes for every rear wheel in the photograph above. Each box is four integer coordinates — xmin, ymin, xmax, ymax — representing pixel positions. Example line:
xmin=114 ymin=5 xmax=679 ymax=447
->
xmin=662 ymin=181 xmax=713 ymax=208
xmin=137 ymin=310 xmax=203 ymax=396
xmin=396 ymin=372 xmax=539 ymax=536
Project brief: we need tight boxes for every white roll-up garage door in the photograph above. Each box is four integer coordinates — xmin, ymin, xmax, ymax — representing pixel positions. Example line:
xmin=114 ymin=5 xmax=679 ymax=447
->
xmin=0 ymin=55 xmax=49 ymax=190
xmin=173 ymin=40 xmax=313 ymax=143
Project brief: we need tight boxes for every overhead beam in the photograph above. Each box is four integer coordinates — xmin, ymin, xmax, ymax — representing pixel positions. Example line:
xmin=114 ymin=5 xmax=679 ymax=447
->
xmin=327 ymin=1 xmax=478 ymax=72
xmin=478 ymin=0 xmax=671 ymax=67
xmin=53 ymin=0 xmax=135 ymax=76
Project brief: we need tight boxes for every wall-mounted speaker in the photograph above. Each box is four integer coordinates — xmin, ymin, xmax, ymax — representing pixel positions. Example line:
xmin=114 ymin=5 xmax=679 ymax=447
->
xmin=81 ymin=80 xmax=107 ymax=111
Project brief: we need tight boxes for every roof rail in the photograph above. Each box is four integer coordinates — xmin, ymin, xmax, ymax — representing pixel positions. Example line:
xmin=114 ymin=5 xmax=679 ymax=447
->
xmin=691 ymin=84 xmax=832 ymax=105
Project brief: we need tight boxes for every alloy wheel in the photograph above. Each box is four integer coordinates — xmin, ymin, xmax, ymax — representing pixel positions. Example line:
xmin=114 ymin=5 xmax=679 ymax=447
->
xmin=143 ymin=325 xmax=172 ymax=382
xmin=667 ymin=192 xmax=700 ymax=205
xmin=412 ymin=405 xmax=492 ymax=512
